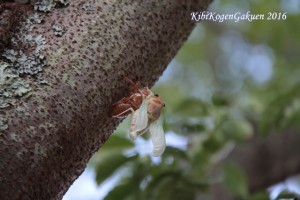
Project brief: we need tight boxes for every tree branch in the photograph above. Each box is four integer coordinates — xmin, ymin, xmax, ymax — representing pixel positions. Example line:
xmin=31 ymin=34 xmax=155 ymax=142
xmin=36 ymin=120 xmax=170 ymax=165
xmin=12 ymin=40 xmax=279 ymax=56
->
xmin=0 ymin=1 xmax=212 ymax=199
xmin=212 ymin=129 xmax=300 ymax=199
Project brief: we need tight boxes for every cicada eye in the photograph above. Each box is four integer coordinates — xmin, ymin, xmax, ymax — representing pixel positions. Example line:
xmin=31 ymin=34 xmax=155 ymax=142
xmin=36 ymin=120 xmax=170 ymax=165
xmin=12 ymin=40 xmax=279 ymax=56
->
xmin=154 ymin=94 xmax=159 ymax=97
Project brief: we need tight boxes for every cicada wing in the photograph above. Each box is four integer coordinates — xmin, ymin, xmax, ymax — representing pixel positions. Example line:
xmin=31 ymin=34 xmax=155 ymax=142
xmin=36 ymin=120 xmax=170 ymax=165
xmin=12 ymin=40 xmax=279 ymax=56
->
xmin=134 ymin=124 xmax=149 ymax=140
xmin=134 ymin=100 xmax=149 ymax=131
xmin=149 ymin=116 xmax=165 ymax=157
xmin=130 ymin=100 xmax=148 ymax=140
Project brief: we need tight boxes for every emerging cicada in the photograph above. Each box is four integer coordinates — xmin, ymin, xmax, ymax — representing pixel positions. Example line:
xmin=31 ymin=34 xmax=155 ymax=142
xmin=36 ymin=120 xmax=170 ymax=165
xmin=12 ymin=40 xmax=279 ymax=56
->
xmin=130 ymin=94 xmax=166 ymax=156
xmin=111 ymin=78 xmax=166 ymax=156
xmin=111 ymin=78 xmax=153 ymax=118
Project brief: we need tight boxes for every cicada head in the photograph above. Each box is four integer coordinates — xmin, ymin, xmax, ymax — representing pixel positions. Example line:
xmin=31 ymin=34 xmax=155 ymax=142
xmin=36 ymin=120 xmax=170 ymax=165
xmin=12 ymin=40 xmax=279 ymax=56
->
xmin=147 ymin=94 xmax=165 ymax=121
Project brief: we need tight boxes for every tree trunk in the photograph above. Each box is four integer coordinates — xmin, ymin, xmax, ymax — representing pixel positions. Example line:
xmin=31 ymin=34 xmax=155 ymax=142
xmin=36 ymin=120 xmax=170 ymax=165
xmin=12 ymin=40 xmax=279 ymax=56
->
xmin=212 ymin=129 xmax=300 ymax=199
xmin=0 ymin=0 xmax=212 ymax=199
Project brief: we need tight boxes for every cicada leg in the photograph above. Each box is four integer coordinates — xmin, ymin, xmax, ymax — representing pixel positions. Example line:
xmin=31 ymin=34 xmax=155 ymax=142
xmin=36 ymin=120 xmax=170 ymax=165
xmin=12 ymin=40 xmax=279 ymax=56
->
xmin=112 ymin=105 xmax=135 ymax=118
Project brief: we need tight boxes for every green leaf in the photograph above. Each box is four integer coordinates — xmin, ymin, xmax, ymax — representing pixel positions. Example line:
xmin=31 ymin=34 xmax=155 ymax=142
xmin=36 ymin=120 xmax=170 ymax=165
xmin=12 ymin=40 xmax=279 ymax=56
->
xmin=145 ymin=174 xmax=179 ymax=200
xmin=168 ymin=187 xmax=195 ymax=200
xmin=281 ymin=99 xmax=300 ymax=129
xmin=212 ymin=93 xmax=232 ymax=107
xmin=221 ymin=119 xmax=253 ymax=141
xmin=94 ymin=150 xmax=138 ymax=185
xmin=162 ymin=146 xmax=187 ymax=159
xmin=146 ymin=170 xmax=181 ymax=191
xmin=145 ymin=173 xmax=198 ymax=200
xmin=202 ymin=134 xmax=224 ymax=154
xmin=249 ymin=191 xmax=270 ymax=200
xmin=102 ymin=135 xmax=134 ymax=150
xmin=88 ymin=135 xmax=134 ymax=167
xmin=104 ymin=182 xmax=137 ymax=200
xmin=260 ymin=84 xmax=300 ymax=135
xmin=223 ymin=162 xmax=249 ymax=198
xmin=174 ymin=98 xmax=208 ymax=118
xmin=167 ymin=118 xmax=207 ymax=135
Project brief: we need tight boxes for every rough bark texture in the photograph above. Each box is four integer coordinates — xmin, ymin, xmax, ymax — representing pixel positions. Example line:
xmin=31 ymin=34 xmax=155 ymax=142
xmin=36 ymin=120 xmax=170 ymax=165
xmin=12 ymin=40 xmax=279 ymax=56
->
xmin=0 ymin=0 xmax=212 ymax=199
xmin=212 ymin=129 xmax=300 ymax=200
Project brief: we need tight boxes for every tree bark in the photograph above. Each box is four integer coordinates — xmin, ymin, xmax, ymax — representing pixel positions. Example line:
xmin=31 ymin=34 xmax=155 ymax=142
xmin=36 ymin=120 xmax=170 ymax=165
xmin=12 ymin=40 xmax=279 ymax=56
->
xmin=0 ymin=0 xmax=212 ymax=199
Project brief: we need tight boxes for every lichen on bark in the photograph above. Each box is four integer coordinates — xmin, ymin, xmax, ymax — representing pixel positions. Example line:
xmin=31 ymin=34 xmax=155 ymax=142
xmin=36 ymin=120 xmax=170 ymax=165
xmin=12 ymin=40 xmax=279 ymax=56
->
xmin=0 ymin=3 xmax=49 ymax=110
xmin=0 ymin=1 xmax=213 ymax=199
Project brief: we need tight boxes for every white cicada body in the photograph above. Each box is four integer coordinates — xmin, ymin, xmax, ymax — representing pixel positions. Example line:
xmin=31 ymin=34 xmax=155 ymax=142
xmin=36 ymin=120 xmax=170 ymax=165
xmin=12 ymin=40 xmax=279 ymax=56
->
xmin=130 ymin=94 xmax=166 ymax=157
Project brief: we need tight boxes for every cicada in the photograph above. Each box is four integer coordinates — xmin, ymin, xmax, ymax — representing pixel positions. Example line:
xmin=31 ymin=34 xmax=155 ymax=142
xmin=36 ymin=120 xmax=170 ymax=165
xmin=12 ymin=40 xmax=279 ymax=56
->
xmin=111 ymin=78 xmax=166 ymax=156
xmin=130 ymin=94 xmax=166 ymax=157
xmin=111 ymin=78 xmax=153 ymax=118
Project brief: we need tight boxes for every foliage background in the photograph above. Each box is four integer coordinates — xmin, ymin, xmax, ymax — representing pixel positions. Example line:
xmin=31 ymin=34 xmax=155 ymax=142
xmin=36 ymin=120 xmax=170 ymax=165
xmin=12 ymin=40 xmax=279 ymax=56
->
xmin=84 ymin=0 xmax=300 ymax=199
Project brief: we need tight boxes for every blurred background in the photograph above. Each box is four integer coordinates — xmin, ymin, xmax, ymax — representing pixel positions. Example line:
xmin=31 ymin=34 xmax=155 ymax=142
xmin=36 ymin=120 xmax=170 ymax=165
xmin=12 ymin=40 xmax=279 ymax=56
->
xmin=64 ymin=0 xmax=300 ymax=199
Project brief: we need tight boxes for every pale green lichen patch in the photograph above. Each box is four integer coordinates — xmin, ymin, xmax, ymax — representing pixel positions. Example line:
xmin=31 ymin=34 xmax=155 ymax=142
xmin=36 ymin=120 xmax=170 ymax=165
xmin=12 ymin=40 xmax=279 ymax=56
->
xmin=26 ymin=126 xmax=38 ymax=136
xmin=34 ymin=143 xmax=47 ymax=157
xmin=39 ymin=122 xmax=57 ymax=135
xmin=26 ymin=13 xmax=44 ymax=31
xmin=0 ymin=61 xmax=31 ymax=109
xmin=34 ymin=0 xmax=69 ymax=12
xmin=0 ymin=119 xmax=8 ymax=131
xmin=34 ymin=1 xmax=55 ymax=12
xmin=0 ymin=12 xmax=50 ymax=110
xmin=10 ymin=132 xmax=23 ymax=142
xmin=52 ymin=23 xmax=67 ymax=37
xmin=3 ymin=35 xmax=47 ymax=76
xmin=62 ymin=73 xmax=76 ymax=88
xmin=0 ymin=13 xmax=51 ymax=137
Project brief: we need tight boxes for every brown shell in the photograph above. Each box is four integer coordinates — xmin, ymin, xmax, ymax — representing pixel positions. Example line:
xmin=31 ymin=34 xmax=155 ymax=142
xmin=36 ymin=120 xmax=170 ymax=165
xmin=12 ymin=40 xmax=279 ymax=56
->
xmin=111 ymin=93 xmax=143 ymax=117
